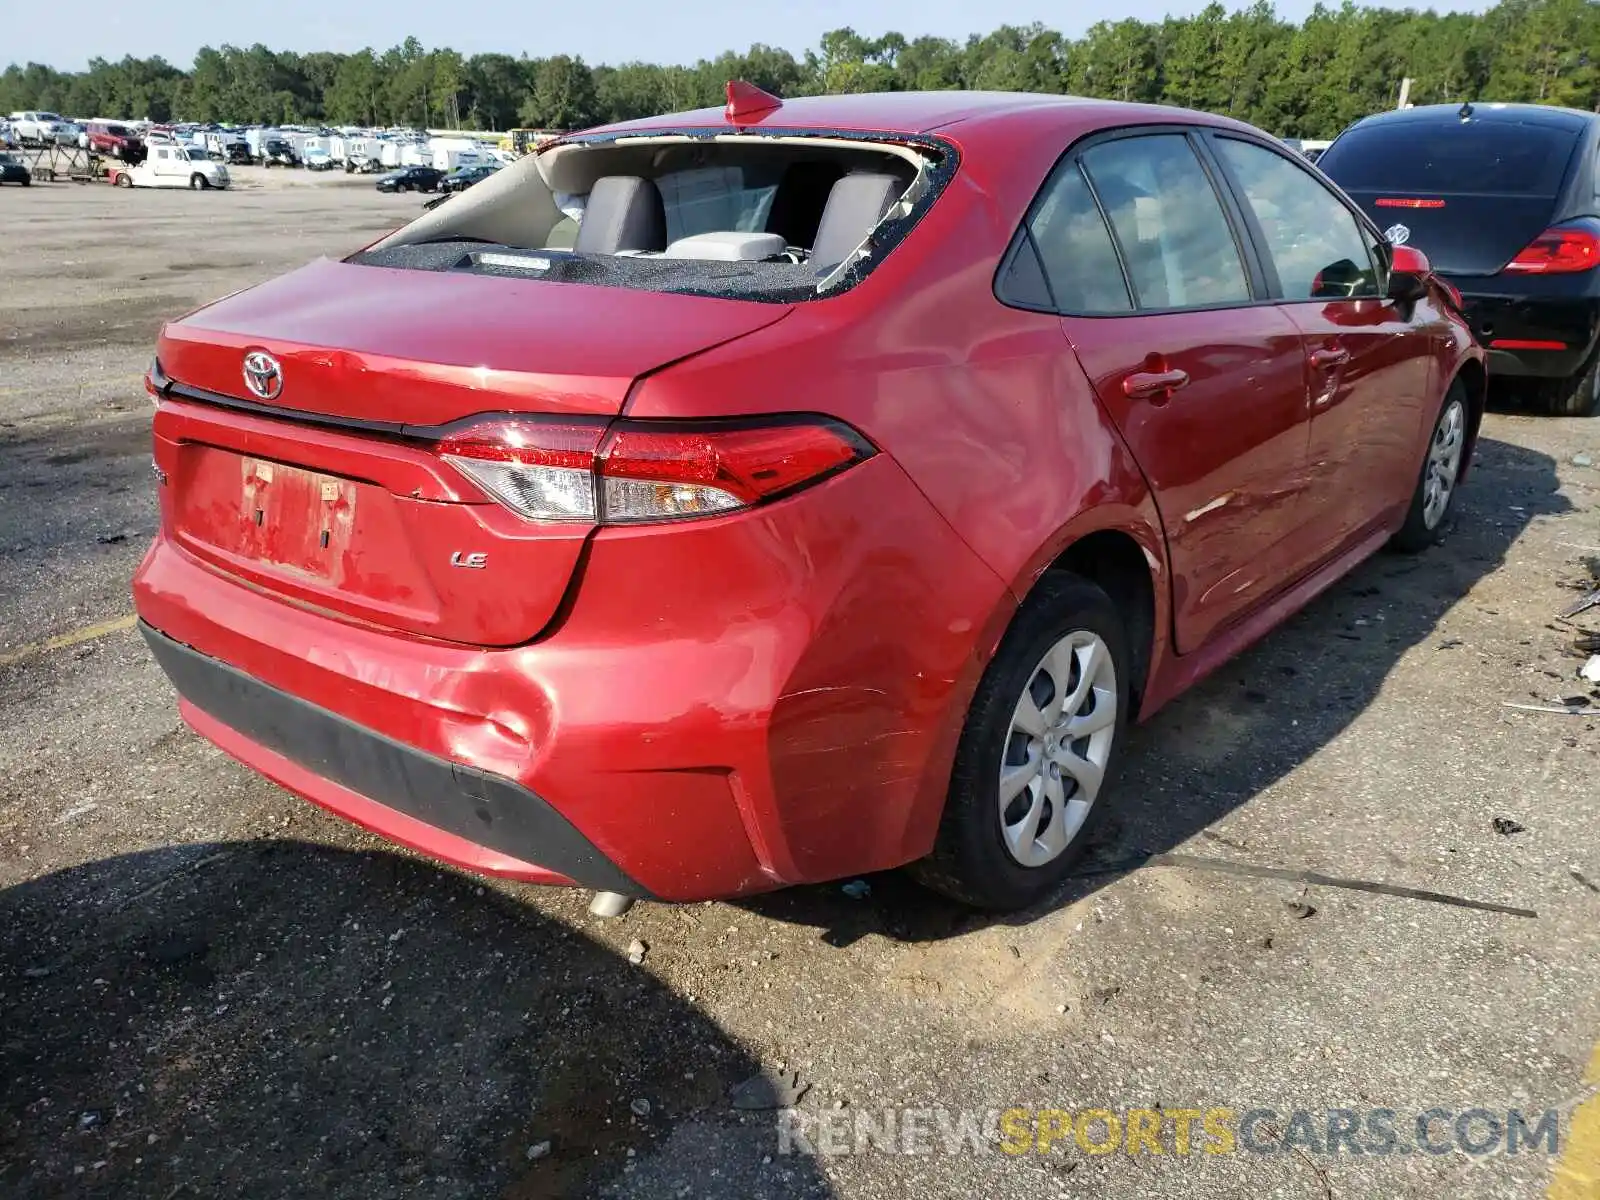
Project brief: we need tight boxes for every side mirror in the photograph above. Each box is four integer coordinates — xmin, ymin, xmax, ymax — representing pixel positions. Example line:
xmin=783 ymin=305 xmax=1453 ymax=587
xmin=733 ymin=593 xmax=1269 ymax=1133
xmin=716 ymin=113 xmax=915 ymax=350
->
xmin=1387 ymin=244 xmax=1431 ymax=303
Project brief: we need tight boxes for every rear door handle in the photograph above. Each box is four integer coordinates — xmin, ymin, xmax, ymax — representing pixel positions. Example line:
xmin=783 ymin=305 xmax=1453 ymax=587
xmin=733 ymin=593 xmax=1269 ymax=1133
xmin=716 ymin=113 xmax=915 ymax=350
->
xmin=1310 ymin=346 xmax=1351 ymax=370
xmin=1122 ymin=369 xmax=1190 ymax=399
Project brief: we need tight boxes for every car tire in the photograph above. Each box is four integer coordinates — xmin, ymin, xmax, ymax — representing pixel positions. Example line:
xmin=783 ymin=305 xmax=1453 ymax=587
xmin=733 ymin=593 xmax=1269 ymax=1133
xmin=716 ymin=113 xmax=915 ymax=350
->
xmin=911 ymin=571 xmax=1131 ymax=911
xmin=1390 ymin=381 xmax=1469 ymax=553
xmin=397 ymin=182 xmax=410 ymax=193
xmin=189 ymin=173 xmax=208 ymax=191
xmin=115 ymin=172 xmax=132 ymax=188
xmin=1543 ymin=348 xmax=1600 ymax=418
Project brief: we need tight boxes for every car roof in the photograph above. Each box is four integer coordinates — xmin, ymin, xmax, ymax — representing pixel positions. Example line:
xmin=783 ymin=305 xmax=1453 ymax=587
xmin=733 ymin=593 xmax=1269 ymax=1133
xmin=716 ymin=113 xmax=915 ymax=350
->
xmin=588 ymin=90 xmax=1243 ymax=139
xmin=1350 ymin=102 xmax=1596 ymax=133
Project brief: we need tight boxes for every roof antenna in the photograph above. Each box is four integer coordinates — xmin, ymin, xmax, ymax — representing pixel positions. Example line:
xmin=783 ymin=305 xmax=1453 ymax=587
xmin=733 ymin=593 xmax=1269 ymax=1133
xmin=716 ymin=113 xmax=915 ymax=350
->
xmin=1458 ymin=101 xmax=1474 ymax=120
xmin=725 ymin=80 xmax=783 ymax=124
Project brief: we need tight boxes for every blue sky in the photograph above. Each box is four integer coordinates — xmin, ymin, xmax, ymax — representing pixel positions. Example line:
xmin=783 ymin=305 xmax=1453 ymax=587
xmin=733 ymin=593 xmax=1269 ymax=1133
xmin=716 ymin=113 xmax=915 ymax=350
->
xmin=22 ymin=0 xmax=1490 ymax=73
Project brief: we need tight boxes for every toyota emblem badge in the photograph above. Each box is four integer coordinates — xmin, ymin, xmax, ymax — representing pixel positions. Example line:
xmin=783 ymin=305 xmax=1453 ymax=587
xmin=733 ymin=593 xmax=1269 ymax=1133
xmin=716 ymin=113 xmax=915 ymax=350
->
xmin=242 ymin=350 xmax=283 ymax=400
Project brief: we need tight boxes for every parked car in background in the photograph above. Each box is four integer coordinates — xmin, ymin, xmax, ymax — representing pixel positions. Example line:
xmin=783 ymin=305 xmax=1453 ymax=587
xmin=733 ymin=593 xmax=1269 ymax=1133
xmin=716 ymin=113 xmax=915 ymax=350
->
xmin=7 ymin=111 xmax=70 ymax=146
xmin=0 ymin=151 xmax=31 ymax=186
xmin=440 ymin=162 xmax=500 ymax=193
xmin=345 ymin=152 xmax=383 ymax=174
xmin=86 ymin=120 xmax=145 ymax=162
xmin=375 ymin=164 xmax=443 ymax=193
xmin=134 ymin=88 xmax=1483 ymax=913
xmin=303 ymin=147 xmax=336 ymax=171
xmin=1319 ymin=102 xmax=1600 ymax=416
xmin=110 ymin=144 xmax=230 ymax=190
xmin=258 ymin=138 xmax=299 ymax=168
xmin=1281 ymin=136 xmax=1331 ymax=163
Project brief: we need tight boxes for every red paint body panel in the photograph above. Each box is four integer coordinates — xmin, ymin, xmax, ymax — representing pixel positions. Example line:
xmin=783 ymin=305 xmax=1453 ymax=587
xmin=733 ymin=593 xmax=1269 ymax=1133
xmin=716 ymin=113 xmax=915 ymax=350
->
xmin=1062 ymin=307 xmax=1315 ymax=653
xmin=153 ymin=398 xmax=590 ymax=645
xmin=135 ymin=456 xmax=1010 ymax=900
xmin=1280 ymin=296 xmax=1438 ymax=558
xmin=161 ymin=258 xmax=794 ymax=423
xmin=132 ymin=93 xmax=1485 ymax=900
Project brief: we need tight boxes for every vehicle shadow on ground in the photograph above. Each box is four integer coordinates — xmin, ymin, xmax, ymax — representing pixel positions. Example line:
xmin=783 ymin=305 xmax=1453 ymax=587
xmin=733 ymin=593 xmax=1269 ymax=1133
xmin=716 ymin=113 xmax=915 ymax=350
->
xmin=739 ymin=434 xmax=1572 ymax=945
xmin=0 ymin=842 xmax=833 ymax=1200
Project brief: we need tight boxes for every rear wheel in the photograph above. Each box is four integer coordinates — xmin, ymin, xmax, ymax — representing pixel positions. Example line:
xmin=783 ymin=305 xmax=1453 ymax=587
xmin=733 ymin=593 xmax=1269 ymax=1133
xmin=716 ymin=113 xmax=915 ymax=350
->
xmin=189 ymin=173 xmax=208 ymax=191
xmin=1543 ymin=348 xmax=1600 ymax=418
xmin=912 ymin=573 xmax=1130 ymax=911
xmin=1391 ymin=383 xmax=1468 ymax=552
xmin=114 ymin=171 xmax=133 ymax=188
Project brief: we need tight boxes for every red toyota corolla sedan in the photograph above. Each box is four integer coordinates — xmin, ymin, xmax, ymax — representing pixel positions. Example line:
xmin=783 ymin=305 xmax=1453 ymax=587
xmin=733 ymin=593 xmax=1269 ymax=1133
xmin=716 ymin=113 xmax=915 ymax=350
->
xmin=133 ymin=87 xmax=1484 ymax=911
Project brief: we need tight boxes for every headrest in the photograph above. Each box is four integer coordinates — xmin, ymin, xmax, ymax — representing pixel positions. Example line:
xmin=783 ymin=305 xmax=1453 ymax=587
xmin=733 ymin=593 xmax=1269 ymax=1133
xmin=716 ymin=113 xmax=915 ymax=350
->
xmin=810 ymin=173 xmax=904 ymax=270
xmin=574 ymin=176 xmax=667 ymax=254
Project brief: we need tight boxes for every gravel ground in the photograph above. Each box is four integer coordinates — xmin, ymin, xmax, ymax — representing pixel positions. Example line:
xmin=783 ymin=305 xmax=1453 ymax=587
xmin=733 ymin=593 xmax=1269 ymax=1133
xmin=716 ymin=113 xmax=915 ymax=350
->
xmin=1 ymin=180 xmax=1597 ymax=1200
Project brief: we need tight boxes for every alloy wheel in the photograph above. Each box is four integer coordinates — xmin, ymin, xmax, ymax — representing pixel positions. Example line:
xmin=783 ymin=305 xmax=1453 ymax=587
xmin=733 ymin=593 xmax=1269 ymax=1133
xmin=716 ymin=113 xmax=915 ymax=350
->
xmin=1422 ymin=397 xmax=1465 ymax=529
xmin=998 ymin=630 xmax=1118 ymax=867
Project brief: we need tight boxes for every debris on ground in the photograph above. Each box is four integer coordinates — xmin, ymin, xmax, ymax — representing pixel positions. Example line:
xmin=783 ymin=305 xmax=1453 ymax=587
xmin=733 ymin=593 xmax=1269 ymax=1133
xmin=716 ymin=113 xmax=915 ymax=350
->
xmin=1581 ymin=656 xmax=1600 ymax=684
xmin=1492 ymin=817 xmax=1528 ymax=836
xmin=630 ymin=1098 xmax=651 ymax=1118
xmin=1561 ymin=589 xmax=1600 ymax=620
xmin=840 ymin=880 xmax=871 ymax=900
xmin=1437 ymin=638 xmax=1465 ymax=650
xmin=1563 ymin=560 xmax=1600 ymax=619
xmin=1573 ymin=452 xmax=1594 ymax=468
xmin=525 ymin=1140 xmax=551 ymax=1161
xmin=1502 ymin=701 xmax=1592 ymax=716
xmin=626 ymin=939 xmax=647 ymax=965
xmin=1089 ymin=851 xmax=1538 ymax=918
xmin=729 ymin=1069 xmax=810 ymax=1111
xmin=1285 ymin=900 xmax=1319 ymax=920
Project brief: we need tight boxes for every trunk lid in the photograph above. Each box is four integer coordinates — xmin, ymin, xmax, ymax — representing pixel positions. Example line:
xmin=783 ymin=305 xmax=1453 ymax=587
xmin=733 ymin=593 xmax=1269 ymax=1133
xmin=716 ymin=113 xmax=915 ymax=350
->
xmin=154 ymin=258 xmax=793 ymax=646
xmin=1343 ymin=191 xmax=1558 ymax=277
xmin=160 ymin=257 xmax=792 ymax=424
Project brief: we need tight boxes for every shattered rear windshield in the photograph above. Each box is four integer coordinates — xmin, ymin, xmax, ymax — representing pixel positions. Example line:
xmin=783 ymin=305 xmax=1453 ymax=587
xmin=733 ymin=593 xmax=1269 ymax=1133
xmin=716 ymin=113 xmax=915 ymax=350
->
xmin=351 ymin=131 xmax=958 ymax=303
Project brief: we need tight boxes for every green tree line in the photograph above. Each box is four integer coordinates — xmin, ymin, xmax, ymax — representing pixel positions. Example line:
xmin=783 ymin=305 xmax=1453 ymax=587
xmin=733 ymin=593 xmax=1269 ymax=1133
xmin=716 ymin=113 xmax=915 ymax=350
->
xmin=3 ymin=0 xmax=1596 ymax=138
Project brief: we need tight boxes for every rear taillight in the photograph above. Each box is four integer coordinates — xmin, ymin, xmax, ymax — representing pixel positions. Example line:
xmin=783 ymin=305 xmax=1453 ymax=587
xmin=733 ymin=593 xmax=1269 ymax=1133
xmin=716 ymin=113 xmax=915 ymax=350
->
xmin=436 ymin=418 xmax=605 ymax=521
xmin=1503 ymin=227 xmax=1600 ymax=275
xmin=434 ymin=415 xmax=874 ymax=525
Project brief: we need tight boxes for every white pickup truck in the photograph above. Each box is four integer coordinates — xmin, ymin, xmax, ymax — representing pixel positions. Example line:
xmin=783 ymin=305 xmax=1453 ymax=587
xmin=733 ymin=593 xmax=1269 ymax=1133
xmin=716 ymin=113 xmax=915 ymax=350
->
xmin=110 ymin=144 xmax=230 ymax=190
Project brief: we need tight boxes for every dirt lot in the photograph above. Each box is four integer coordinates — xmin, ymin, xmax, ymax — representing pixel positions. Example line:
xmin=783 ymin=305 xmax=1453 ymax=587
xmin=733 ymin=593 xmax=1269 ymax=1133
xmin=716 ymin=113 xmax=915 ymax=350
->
xmin=1 ymin=179 xmax=1598 ymax=1200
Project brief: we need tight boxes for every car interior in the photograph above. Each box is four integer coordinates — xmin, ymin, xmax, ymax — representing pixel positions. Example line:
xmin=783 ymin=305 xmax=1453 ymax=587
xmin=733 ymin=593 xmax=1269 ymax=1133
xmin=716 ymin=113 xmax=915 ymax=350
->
xmin=357 ymin=135 xmax=938 ymax=296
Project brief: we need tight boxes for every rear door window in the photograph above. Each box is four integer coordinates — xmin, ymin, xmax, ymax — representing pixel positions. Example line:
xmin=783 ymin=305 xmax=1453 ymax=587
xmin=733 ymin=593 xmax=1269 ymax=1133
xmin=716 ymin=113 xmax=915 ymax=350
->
xmin=1215 ymin=137 xmax=1382 ymax=300
xmin=1025 ymin=163 xmax=1133 ymax=314
xmin=1319 ymin=120 xmax=1580 ymax=197
xmin=1080 ymin=135 xmax=1252 ymax=310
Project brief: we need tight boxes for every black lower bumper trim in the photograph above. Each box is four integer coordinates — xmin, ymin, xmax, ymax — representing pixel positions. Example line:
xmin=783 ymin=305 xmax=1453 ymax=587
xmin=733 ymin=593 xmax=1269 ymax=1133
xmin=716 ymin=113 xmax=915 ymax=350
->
xmin=140 ymin=622 xmax=648 ymax=897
